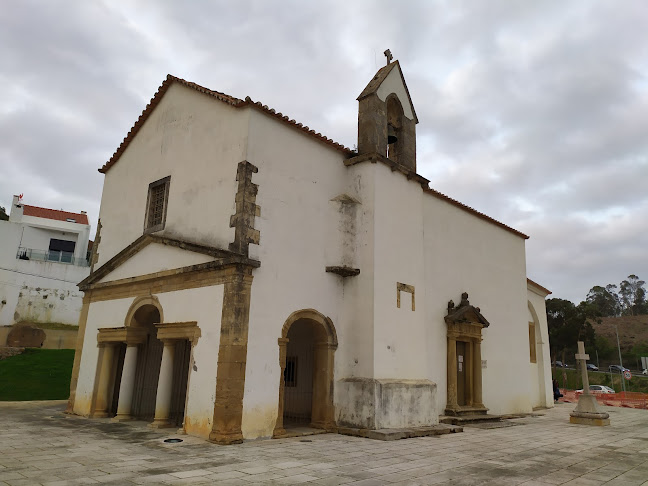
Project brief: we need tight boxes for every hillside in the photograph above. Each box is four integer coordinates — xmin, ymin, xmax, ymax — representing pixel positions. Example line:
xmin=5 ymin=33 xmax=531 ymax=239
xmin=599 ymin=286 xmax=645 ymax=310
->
xmin=590 ymin=315 xmax=648 ymax=352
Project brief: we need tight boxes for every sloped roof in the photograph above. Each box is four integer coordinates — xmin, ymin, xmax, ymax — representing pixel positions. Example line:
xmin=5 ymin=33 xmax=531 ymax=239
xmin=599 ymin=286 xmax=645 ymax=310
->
xmin=357 ymin=60 xmax=419 ymax=123
xmin=527 ymin=278 xmax=552 ymax=295
xmin=99 ymin=75 xmax=354 ymax=174
xmin=423 ymin=187 xmax=529 ymax=239
xmin=22 ymin=205 xmax=89 ymax=225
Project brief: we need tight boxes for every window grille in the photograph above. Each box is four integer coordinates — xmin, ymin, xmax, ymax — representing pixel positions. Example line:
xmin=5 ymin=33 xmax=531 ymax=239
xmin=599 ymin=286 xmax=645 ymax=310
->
xmin=144 ymin=176 xmax=170 ymax=233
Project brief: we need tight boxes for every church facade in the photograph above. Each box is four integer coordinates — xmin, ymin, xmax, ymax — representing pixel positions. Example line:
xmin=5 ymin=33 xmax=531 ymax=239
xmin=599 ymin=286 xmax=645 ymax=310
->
xmin=68 ymin=60 xmax=553 ymax=444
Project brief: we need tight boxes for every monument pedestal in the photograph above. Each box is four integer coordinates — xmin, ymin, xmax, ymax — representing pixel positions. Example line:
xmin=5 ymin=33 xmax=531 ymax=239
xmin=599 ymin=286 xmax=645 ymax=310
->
xmin=570 ymin=394 xmax=610 ymax=426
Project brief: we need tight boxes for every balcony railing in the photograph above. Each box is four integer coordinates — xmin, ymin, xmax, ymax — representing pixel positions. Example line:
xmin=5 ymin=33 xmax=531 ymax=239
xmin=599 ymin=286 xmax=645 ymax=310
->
xmin=16 ymin=247 xmax=90 ymax=267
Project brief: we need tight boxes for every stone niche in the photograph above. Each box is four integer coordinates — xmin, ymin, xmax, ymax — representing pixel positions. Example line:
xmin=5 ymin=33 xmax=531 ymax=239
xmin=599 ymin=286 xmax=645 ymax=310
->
xmin=336 ymin=377 xmax=437 ymax=429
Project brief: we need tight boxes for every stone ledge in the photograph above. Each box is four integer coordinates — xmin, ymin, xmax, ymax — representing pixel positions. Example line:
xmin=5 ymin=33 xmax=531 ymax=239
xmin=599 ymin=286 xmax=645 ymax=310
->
xmin=439 ymin=413 xmax=502 ymax=425
xmin=338 ymin=424 xmax=462 ymax=441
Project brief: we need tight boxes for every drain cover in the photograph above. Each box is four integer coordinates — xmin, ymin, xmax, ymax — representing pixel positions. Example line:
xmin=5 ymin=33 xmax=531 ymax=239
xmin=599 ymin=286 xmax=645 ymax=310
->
xmin=300 ymin=439 xmax=312 ymax=442
xmin=164 ymin=438 xmax=183 ymax=443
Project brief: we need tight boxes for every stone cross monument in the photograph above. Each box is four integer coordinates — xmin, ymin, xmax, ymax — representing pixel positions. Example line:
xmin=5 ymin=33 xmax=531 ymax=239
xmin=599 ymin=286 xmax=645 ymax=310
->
xmin=575 ymin=341 xmax=590 ymax=394
xmin=569 ymin=341 xmax=610 ymax=426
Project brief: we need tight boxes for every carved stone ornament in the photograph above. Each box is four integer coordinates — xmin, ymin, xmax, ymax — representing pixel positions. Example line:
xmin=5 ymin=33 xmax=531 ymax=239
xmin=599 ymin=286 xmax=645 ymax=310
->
xmin=445 ymin=292 xmax=490 ymax=329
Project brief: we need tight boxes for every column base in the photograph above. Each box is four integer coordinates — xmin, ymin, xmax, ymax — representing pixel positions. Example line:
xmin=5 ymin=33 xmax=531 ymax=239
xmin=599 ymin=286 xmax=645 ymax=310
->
xmin=149 ymin=418 xmax=175 ymax=429
xmin=209 ymin=430 xmax=243 ymax=445
xmin=111 ymin=414 xmax=134 ymax=422
xmin=569 ymin=413 xmax=610 ymax=426
xmin=89 ymin=411 xmax=111 ymax=418
xmin=272 ymin=427 xmax=286 ymax=438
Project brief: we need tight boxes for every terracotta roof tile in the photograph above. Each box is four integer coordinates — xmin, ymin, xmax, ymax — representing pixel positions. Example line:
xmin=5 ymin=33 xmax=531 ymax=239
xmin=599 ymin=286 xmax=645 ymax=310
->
xmin=100 ymin=75 xmax=354 ymax=174
xmin=22 ymin=205 xmax=89 ymax=225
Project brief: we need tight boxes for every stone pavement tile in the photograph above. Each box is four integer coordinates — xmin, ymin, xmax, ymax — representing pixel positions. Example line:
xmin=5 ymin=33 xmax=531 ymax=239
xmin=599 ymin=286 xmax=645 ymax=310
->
xmin=308 ymin=478 xmax=355 ymax=485
xmin=278 ymin=474 xmax=321 ymax=484
xmin=0 ymin=474 xmax=24 ymax=482
xmin=5 ymin=479 xmax=38 ymax=486
xmin=561 ymin=478 xmax=605 ymax=485
xmin=168 ymin=469 xmax=211 ymax=479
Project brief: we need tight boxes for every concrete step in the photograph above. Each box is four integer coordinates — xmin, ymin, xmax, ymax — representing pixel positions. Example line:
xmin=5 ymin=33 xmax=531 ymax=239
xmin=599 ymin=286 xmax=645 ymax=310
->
xmin=337 ymin=423 xmax=463 ymax=441
xmin=439 ymin=414 xmax=502 ymax=425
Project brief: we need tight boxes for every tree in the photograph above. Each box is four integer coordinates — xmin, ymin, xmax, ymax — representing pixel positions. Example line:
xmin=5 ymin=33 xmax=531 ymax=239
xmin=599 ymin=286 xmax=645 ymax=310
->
xmin=0 ymin=206 xmax=8 ymax=221
xmin=595 ymin=335 xmax=615 ymax=359
xmin=619 ymin=275 xmax=647 ymax=316
xmin=586 ymin=284 xmax=621 ymax=317
xmin=546 ymin=298 xmax=597 ymax=363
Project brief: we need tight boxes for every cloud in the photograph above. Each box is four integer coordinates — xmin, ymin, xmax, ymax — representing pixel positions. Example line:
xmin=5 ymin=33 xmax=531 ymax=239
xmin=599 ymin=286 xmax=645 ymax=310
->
xmin=1 ymin=0 xmax=647 ymax=303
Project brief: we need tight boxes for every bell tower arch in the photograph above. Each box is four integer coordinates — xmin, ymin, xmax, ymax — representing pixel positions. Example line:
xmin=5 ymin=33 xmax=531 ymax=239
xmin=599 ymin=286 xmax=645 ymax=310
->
xmin=357 ymin=58 xmax=418 ymax=171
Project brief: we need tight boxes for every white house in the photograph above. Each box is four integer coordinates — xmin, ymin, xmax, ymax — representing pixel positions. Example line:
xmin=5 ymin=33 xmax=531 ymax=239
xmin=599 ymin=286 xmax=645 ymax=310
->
xmin=0 ymin=195 xmax=91 ymax=328
xmin=68 ymin=59 xmax=553 ymax=444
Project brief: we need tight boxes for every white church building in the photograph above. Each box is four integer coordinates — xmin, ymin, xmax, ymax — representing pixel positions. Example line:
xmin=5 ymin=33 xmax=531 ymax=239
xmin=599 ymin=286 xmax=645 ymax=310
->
xmin=68 ymin=59 xmax=553 ymax=444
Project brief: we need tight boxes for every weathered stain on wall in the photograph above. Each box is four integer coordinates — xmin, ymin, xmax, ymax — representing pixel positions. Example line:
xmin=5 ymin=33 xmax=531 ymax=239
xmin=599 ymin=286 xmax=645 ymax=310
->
xmin=12 ymin=286 xmax=83 ymax=326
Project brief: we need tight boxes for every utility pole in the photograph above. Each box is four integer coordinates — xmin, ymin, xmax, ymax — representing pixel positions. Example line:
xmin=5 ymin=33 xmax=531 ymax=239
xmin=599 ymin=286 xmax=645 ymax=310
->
xmin=615 ymin=324 xmax=626 ymax=393
xmin=596 ymin=349 xmax=599 ymax=369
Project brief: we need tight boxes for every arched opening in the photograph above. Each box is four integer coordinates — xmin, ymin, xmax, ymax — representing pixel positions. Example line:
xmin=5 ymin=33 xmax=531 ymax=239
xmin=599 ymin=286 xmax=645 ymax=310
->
xmin=528 ymin=301 xmax=548 ymax=407
xmin=130 ymin=303 xmax=164 ymax=420
xmin=274 ymin=309 xmax=337 ymax=437
xmin=386 ymin=95 xmax=404 ymax=162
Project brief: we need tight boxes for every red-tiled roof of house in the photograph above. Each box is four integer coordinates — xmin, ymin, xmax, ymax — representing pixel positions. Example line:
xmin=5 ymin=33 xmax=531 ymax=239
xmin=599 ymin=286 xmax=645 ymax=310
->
xmin=99 ymin=75 xmax=355 ymax=174
xmin=22 ymin=205 xmax=89 ymax=225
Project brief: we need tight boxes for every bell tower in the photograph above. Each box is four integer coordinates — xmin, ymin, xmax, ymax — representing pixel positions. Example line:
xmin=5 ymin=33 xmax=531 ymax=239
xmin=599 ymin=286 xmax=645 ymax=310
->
xmin=357 ymin=52 xmax=418 ymax=171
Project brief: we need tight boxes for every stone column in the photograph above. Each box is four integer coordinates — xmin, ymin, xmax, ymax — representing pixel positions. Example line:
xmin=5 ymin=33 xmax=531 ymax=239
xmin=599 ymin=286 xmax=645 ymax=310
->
xmin=150 ymin=339 xmax=176 ymax=428
xmin=66 ymin=292 xmax=91 ymax=414
xmin=113 ymin=344 xmax=139 ymax=422
xmin=273 ymin=338 xmax=289 ymax=437
xmin=91 ymin=343 xmax=115 ymax=418
xmin=446 ymin=336 xmax=458 ymax=412
xmin=473 ymin=339 xmax=484 ymax=409
xmin=311 ymin=342 xmax=336 ymax=431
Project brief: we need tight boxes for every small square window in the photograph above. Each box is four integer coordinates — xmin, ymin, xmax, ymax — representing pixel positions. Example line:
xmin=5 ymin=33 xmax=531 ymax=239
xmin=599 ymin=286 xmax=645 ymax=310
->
xmin=144 ymin=176 xmax=170 ymax=233
xmin=284 ymin=356 xmax=297 ymax=387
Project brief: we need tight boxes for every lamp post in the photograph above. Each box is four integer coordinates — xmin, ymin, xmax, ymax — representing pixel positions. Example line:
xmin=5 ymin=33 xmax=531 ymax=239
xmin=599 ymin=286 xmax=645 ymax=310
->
xmin=615 ymin=325 xmax=626 ymax=393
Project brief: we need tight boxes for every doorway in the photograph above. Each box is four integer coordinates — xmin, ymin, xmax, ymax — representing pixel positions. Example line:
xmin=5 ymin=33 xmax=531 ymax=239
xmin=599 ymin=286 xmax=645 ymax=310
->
xmin=274 ymin=309 xmax=337 ymax=437
xmin=130 ymin=305 xmax=163 ymax=420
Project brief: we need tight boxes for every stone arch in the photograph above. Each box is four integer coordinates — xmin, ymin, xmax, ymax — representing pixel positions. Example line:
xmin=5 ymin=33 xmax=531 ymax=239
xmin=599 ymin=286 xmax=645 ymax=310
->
xmin=386 ymin=94 xmax=404 ymax=162
xmin=280 ymin=308 xmax=338 ymax=347
xmin=124 ymin=295 xmax=164 ymax=328
xmin=274 ymin=309 xmax=337 ymax=437
xmin=528 ymin=300 xmax=548 ymax=407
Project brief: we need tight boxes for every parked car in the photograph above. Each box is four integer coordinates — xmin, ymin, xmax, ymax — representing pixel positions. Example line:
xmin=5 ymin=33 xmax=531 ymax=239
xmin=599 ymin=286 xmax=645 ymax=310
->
xmin=643 ymin=369 xmax=647 ymax=375
xmin=586 ymin=363 xmax=598 ymax=371
xmin=576 ymin=385 xmax=615 ymax=394
xmin=552 ymin=361 xmax=565 ymax=367
xmin=608 ymin=365 xmax=630 ymax=373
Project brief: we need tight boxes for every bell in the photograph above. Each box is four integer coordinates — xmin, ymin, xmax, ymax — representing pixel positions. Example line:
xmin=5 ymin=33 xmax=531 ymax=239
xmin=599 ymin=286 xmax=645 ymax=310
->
xmin=387 ymin=124 xmax=398 ymax=144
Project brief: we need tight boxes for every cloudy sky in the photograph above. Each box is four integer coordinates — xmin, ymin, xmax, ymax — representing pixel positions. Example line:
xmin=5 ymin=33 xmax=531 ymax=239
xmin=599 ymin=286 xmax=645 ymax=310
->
xmin=1 ymin=0 xmax=646 ymax=303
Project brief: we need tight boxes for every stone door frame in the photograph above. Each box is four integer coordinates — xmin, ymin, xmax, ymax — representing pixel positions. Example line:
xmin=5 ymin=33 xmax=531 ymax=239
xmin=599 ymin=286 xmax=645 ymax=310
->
xmin=445 ymin=293 xmax=489 ymax=416
xmin=273 ymin=309 xmax=338 ymax=437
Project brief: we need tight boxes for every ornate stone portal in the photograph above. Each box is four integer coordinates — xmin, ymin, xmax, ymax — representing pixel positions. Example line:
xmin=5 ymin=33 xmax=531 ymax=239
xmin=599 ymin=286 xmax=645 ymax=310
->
xmin=445 ymin=293 xmax=489 ymax=416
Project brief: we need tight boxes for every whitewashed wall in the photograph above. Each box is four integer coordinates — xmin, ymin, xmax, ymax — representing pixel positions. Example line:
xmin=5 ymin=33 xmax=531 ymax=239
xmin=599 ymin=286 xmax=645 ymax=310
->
xmin=528 ymin=286 xmax=553 ymax=408
xmin=423 ymin=195 xmax=530 ymax=415
xmin=97 ymin=83 xmax=249 ymax=267
xmin=243 ymin=107 xmax=349 ymax=439
xmin=0 ymin=221 xmax=89 ymax=327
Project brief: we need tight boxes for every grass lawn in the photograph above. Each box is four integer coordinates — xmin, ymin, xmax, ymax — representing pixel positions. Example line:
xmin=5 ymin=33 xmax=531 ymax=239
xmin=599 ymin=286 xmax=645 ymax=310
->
xmin=0 ymin=349 xmax=75 ymax=401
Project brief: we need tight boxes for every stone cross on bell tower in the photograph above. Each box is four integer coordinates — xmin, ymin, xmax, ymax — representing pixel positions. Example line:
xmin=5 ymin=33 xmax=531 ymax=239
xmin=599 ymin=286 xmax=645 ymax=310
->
xmin=384 ymin=49 xmax=393 ymax=65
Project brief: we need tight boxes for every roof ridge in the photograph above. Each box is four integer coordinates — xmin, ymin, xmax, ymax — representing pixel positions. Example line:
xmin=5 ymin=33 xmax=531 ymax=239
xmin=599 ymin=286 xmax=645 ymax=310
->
xmin=100 ymin=75 xmax=354 ymax=174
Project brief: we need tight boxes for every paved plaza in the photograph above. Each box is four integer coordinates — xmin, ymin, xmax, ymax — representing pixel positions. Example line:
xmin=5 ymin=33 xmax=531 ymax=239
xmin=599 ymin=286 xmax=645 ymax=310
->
xmin=0 ymin=401 xmax=647 ymax=486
